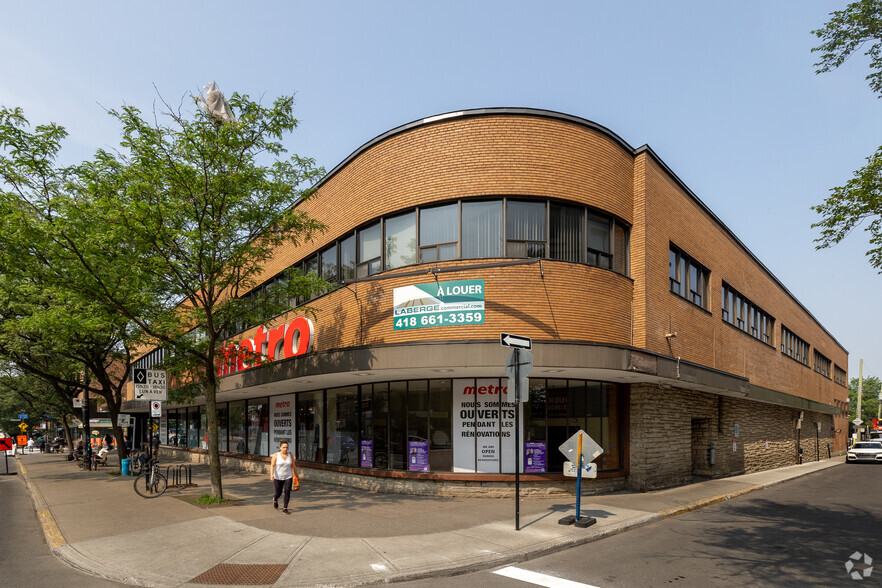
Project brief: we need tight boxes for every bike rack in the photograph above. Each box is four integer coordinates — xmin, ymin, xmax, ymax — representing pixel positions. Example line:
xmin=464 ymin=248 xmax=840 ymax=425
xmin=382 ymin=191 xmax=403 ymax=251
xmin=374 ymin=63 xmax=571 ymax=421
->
xmin=165 ymin=464 xmax=198 ymax=489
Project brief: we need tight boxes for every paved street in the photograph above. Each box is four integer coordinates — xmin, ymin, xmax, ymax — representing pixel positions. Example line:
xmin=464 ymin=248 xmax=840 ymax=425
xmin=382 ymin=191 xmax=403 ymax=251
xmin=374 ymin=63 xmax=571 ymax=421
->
xmin=0 ymin=454 xmax=122 ymax=587
xmin=403 ymin=462 xmax=882 ymax=587
xmin=3 ymin=449 xmax=848 ymax=586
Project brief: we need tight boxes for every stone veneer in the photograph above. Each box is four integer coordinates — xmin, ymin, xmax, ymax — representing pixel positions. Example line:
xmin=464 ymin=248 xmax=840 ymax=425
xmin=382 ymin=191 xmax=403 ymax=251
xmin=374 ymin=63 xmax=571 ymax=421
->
xmin=628 ymin=384 xmax=834 ymax=492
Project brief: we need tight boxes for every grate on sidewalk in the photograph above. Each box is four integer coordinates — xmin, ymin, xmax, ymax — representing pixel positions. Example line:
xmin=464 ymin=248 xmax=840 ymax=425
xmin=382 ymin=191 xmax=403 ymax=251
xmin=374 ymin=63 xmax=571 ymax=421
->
xmin=188 ymin=563 xmax=288 ymax=585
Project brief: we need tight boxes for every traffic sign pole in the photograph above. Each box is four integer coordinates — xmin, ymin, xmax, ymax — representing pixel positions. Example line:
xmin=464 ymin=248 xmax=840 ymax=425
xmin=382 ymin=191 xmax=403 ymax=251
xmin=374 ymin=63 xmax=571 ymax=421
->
xmin=515 ymin=347 xmax=520 ymax=531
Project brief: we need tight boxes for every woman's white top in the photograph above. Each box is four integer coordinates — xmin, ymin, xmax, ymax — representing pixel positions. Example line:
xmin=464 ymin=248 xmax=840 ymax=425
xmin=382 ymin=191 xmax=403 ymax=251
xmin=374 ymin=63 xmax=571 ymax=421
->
xmin=274 ymin=452 xmax=293 ymax=480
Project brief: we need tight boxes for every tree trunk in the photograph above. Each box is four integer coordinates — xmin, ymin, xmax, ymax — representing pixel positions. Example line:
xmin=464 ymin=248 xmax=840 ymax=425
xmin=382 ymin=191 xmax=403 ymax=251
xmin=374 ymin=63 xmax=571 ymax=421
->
xmin=204 ymin=377 xmax=223 ymax=498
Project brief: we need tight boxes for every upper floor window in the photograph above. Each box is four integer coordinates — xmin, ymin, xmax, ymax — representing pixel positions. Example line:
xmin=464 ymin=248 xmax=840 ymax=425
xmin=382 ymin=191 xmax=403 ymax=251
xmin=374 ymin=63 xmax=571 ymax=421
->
xmin=506 ymin=200 xmax=546 ymax=258
xmin=780 ymin=325 xmax=810 ymax=367
xmin=834 ymin=365 xmax=847 ymax=387
xmin=462 ymin=200 xmax=503 ymax=258
xmin=814 ymin=350 xmax=831 ymax=378
xmin=385 ymin=211 xmax=416 ymax=269
xmin=357 ymin=221 xmax=382 ymax=277
xmin=419 ymin=204 xmax=458 ymax=262
xmin=721 ymin=282 xmax=774 ymax=345
xmin=669 ymin=244 xmax=709 ymax=310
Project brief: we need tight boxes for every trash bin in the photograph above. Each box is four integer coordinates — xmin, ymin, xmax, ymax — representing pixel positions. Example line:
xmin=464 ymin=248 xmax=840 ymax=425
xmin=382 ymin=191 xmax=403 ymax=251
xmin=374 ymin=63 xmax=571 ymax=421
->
xmin=121 ymin=458 xmax=130 ymax=476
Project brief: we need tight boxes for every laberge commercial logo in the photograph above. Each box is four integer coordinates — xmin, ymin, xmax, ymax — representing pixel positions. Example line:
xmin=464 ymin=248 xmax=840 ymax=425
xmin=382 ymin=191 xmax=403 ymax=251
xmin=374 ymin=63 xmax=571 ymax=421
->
xmin=393 ymin=279 xmax=485 ymax=330
xmin=217 ymin=317 xmax=314 ymax=376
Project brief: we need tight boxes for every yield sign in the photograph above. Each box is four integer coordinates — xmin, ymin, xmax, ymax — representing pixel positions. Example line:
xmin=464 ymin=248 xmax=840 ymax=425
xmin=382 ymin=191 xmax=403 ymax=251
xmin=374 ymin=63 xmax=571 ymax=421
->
xmin=500 ymin=332 xmax=532 ymax=350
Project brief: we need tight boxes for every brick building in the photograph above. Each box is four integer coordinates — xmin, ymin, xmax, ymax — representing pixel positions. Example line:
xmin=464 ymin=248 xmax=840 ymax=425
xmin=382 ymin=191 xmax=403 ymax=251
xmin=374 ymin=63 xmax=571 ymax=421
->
xmin=134 ymin=108 xmax=847 ymax=495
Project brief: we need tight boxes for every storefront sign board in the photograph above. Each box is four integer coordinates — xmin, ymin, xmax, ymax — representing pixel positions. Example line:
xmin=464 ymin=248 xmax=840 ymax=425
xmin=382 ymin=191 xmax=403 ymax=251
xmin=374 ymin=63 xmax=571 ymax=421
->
xmin=452 ymin=378 xmax=521 ymax=473
xmin=270 ymin=394 xmax=297 ymax=452
xmin=393 ymin=279 xmax=485 ymax=330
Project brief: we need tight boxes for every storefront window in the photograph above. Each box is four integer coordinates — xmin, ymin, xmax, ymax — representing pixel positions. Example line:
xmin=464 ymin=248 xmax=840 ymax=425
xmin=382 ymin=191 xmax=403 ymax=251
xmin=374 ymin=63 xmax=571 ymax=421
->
xmin=167 ymin=411 xmax=178 ymax=446
xmin=200 ymin=409 xmax=209 ymax=450
xmin=389 ymin=382 xmax=408 ymax=469
xmin=216 ymin=403 xmax=228 ymax=453
xmin=327 ymin=386 xmax=358 ymax=466
xmin=462 ymin=200 xmax=503 ymax=258
xmin=297 ymin=391 xmax=324 ymax=463
xmin=229 ymin=401 xmax=246 ymax=454
xmin=385 ymin=212 xmax=416 ymax=269
xmin=367 ymin=383 xmax=389 ymax=469
xmin=187 ymin=407 xmax=200 ymax=449
xmin=247 ymin=397 xmax=269 ymax=456
xmin=429 ymin=379 xmax=452 ymax=471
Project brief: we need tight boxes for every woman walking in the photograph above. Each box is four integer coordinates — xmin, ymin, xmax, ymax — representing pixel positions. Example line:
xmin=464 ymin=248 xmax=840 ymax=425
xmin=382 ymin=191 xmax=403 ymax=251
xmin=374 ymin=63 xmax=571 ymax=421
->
xmin=270 ymin=441 xmax=297 ymax=514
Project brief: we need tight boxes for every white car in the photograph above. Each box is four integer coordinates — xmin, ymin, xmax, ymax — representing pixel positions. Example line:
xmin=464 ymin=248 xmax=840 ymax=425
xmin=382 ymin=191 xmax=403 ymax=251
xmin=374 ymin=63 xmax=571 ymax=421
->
xmin=846 ymin=441 xmax=882 ymax=463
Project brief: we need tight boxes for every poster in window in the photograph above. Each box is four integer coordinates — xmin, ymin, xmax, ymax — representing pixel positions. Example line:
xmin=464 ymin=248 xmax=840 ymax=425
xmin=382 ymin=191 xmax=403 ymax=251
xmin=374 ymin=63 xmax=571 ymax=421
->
xmin=452 ymin=378 xmax=521 ymax=473
xmin=270 ymin=394 xmax=297 ymax=453
xmin=408 ymin=440 xmax=429 ymax=471
xmin=524 ymin=441 xmax=546 ymax=473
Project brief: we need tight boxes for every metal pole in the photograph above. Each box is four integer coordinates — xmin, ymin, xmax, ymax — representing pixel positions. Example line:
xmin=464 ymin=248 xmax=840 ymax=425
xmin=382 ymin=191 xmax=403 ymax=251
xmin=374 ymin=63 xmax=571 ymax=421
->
xmin=82 ymin=390 xmax=92 ymax=470
xmin=575 ymin=433 xmax=583 ymax=522
xmin=514 ymin=347 xmax=520 ymax=532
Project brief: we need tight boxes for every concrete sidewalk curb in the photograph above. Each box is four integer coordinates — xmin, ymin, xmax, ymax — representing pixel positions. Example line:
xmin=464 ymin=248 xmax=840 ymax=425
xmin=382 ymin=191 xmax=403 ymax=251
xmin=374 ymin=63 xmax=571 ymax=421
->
xmin=15 ymin=455 xmax=67 ymax=550
xmin=657 ymin=458 xmax=842 ymax=520
xmin=355 ymin=513 xmax=665 ymax=588
xmin=657 ymin=485 xmax=764 ymax=518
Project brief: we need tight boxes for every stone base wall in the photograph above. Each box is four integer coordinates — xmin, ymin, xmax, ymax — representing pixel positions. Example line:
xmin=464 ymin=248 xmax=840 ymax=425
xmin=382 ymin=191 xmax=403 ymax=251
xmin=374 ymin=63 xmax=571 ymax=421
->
xmin=628 ymin=384 xmax=834 ymax=492
xmin=157 ymin=447 xmax=626 ymax=497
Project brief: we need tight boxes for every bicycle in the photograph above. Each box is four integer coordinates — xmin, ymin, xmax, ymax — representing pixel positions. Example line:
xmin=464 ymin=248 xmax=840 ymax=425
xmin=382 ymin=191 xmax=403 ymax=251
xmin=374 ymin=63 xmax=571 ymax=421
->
xmin=133 ymin=456 xmax=167 ymax=498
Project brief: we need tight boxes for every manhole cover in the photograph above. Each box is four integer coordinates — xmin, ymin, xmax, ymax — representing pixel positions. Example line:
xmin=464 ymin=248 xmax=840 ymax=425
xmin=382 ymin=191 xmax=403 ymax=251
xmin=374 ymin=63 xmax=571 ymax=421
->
xmin=188 ymin=563 xmax=287 ymax=585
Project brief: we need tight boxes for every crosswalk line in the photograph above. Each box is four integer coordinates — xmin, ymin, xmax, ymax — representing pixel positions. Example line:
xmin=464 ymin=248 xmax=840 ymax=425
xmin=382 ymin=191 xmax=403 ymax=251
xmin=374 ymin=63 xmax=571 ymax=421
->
xmin=492 ymin=566 xmax=600 ymax=588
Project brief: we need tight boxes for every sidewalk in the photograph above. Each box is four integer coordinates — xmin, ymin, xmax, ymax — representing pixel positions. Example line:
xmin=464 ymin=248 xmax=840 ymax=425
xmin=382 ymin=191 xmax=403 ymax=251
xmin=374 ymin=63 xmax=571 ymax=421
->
xmin=12 ymin=449 xmax=843 ymax=587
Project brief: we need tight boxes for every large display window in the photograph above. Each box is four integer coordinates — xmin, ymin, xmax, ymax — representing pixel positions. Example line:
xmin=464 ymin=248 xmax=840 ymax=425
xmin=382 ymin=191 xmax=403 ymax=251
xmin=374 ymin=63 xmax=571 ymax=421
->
xmin=166 ymin=377 xmax=624 ymax=475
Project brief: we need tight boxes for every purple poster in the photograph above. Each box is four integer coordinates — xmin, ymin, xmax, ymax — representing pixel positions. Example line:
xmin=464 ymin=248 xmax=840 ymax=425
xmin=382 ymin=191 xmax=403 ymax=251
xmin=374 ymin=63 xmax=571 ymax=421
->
xmin=360 ymin=440 xmax=373 ymax=468
xmin=408 ymin=440 xmax=429 ymax=472
xmin=524 ymin=441 xmax=546 ymax=473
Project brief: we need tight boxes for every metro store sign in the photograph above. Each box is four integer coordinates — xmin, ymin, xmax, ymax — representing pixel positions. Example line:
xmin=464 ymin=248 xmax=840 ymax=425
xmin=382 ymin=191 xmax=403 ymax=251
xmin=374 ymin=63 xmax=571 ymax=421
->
xmin=217 ymin=317 xmax=314 ymax=376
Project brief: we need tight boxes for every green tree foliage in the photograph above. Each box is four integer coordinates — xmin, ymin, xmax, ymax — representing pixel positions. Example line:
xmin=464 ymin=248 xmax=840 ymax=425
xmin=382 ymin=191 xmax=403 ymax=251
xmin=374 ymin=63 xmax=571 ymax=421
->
xmin=849 ymin=375 xmax=882 ymax=426
xmin=811 ymin=1 xmax=882 ymax=269
xmin=0 ymin=89 xmax=326 ymax=497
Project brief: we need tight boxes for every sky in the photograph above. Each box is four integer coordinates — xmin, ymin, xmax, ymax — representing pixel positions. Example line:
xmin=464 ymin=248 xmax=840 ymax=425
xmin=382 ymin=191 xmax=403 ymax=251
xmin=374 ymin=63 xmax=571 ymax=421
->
xmin=2 ymin=1 xmax=879 ymax=383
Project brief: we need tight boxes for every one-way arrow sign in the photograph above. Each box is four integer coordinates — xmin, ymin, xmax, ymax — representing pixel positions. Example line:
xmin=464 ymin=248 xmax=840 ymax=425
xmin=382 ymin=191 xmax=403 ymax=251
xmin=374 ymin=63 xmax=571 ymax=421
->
xmin=500 ymin=332 xmax=532 ymax=350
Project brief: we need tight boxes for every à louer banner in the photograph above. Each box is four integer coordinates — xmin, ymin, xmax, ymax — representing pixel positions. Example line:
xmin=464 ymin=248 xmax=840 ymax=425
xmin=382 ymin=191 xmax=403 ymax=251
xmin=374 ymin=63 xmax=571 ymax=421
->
xmin=393 ymin=279 xmax=485 ymax=330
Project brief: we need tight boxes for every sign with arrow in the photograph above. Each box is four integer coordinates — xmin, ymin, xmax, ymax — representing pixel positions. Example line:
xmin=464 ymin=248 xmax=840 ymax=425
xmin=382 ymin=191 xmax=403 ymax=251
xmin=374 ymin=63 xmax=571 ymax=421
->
xmin=500 ymin=332 xmax=532 ymax=350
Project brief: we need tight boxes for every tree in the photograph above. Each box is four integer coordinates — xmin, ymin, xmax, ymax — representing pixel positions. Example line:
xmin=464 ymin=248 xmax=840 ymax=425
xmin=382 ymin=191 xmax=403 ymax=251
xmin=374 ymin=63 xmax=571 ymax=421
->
xmin=0 ymin=89 xmax=327 ymax=497
xmin=848 ymin=375 xmax=882 ymax=427
xmin=811 ymin=1 xmax=882 ymax=269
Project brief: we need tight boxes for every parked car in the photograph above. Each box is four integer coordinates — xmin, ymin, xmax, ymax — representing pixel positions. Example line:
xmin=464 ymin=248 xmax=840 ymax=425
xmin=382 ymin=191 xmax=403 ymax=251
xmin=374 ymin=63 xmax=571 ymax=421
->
xmin=846 ymin=441 xmax=882 ymax=464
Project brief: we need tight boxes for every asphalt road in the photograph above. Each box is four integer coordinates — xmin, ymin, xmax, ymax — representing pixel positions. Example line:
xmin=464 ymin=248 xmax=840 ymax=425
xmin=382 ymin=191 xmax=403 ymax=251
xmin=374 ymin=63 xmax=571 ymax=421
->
xmin=404 ymin=462 xmax=882 ymax=587
xmin=0 ymin=452 xmax=123 ymax=587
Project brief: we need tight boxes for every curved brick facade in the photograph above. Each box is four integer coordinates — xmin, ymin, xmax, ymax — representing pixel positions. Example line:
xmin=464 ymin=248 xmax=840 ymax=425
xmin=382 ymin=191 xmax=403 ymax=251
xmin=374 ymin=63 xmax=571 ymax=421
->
xmin=134 ymin=109 xmax=847 ymax=494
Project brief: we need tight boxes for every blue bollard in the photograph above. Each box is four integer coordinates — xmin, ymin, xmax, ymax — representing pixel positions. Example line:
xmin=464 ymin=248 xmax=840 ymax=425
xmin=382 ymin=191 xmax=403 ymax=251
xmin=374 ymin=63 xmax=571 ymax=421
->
xmin=121 ymin=458 xmax=130 ymax=476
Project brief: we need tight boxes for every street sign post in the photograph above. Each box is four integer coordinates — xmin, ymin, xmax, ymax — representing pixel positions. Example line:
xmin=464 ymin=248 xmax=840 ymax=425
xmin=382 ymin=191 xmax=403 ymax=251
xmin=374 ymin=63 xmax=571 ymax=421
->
xmin=501 ymin=333 xmax=534 ymax=531
xmin=558 ymin=429 xmax=604 ymax=528
xmin=0 ymin=437 xmax=13 ymax=475
xmin=134 ymin=369 xmax=168 ymax=401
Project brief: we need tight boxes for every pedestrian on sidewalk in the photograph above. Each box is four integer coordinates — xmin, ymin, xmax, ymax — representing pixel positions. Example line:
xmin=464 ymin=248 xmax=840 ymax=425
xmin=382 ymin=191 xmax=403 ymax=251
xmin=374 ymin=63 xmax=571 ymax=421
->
xmin=270 ymin=441 xmax=298 ymax=514
xmin=27 ymin=437 xmax=35 ymax=452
